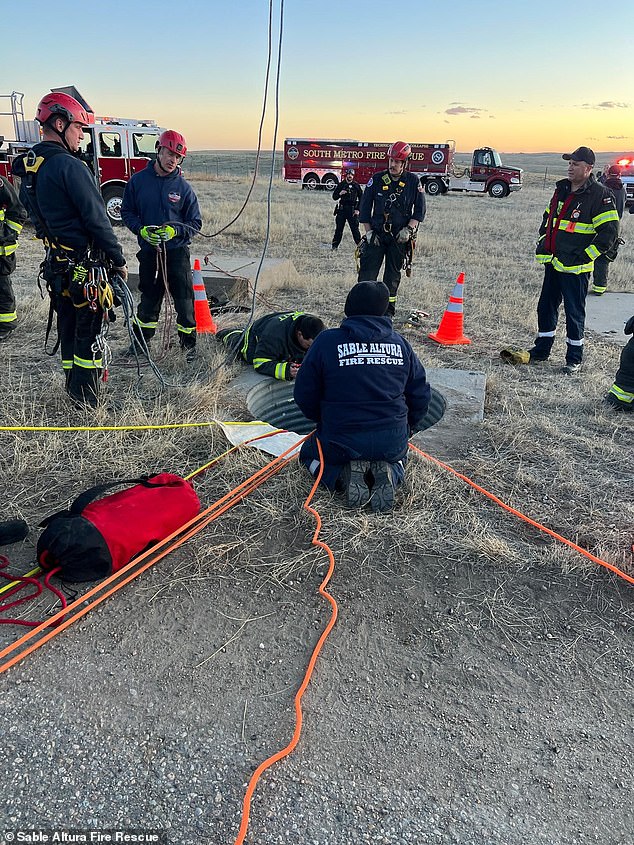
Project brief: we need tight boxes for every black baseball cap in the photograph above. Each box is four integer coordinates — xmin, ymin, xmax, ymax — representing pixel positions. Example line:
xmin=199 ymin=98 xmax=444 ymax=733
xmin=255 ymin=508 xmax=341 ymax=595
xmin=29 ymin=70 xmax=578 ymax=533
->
xmin=562 ymin=146 xmax=595 ymax=165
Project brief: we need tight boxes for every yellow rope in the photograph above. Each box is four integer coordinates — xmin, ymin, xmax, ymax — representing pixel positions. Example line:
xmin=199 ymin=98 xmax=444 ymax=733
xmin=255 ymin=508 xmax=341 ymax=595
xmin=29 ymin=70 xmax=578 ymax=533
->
xmin=0 ymin=420 xmax=272 ymax=433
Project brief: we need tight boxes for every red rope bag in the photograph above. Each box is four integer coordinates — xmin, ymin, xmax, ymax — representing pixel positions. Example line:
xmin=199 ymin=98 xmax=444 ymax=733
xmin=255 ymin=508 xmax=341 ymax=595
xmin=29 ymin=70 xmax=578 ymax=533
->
xmin=37 ymin=473 xmax=200 ymax=582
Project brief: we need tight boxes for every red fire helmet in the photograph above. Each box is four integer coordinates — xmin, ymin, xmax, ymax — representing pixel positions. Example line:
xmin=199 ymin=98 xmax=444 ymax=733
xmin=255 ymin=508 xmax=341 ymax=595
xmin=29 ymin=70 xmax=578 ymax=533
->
xmin=36 ymin=92 xmax=89 ymax=127
xmin=387 ymin=141 xmax=412 ymax=161
xmin=158 ymin=130 xmax=188 ymax=157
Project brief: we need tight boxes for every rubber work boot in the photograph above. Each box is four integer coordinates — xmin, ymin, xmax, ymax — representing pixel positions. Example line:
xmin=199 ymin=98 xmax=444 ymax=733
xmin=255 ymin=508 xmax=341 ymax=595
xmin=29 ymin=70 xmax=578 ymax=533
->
xmin=368 ymin=461 xmax=396 ymax=513
xmin=604 ymin=393 xmax=633 ymax=411
xmin=340 ymin=460 xmax=371 ymax=508
xmin=562 ymin=362 xmax=582 ymax=375
xmin=0 ymin=326 xmax=15 ymax=342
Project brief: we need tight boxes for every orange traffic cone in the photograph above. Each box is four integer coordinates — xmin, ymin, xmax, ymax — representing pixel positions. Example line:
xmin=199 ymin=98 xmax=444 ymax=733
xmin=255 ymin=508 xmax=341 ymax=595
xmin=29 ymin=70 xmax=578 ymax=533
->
xmin=192 ymin=259 xmax=217 ymax=334
xmin=428 ymin=272 xmax=471 ymax=346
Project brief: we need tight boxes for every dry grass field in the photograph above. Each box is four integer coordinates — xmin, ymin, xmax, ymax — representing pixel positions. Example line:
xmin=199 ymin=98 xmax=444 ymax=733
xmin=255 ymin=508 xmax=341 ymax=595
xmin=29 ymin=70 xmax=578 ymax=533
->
xmin=0 ymin=163 xmax=633 ymax=844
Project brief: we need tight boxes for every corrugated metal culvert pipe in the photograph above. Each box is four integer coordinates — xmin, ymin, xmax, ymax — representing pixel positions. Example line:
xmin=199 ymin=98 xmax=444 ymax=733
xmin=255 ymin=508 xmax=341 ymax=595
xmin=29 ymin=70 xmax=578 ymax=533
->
xmin=246 ymin=380 xmax=446 ymax=435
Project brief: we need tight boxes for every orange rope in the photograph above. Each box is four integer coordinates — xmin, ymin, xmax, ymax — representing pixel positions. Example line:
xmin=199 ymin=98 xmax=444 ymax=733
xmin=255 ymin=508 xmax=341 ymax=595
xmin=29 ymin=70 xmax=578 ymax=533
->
xmin=408 ymin=442 xmax=634 ymax=585
xmin=0 ymin=435 xmax=308 ymax=674
xmin=233 ymin=438 xmax=338 ymax=845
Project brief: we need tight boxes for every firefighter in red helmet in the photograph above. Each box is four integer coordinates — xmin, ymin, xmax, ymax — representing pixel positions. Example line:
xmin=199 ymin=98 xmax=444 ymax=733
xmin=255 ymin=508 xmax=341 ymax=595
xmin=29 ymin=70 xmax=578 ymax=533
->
xmin=357 ymin=141 xmax=425 ymax=317
xmin=121 ymin=129 xmax=202 ymax=361
xmin=11 ymin=91 xmax=128 ymax=408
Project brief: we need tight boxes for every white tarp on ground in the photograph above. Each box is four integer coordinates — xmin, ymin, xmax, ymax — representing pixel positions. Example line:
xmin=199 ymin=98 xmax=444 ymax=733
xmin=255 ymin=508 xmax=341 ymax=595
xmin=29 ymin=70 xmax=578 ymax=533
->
xmin=217 ymin=421 xmax=304 ymax=458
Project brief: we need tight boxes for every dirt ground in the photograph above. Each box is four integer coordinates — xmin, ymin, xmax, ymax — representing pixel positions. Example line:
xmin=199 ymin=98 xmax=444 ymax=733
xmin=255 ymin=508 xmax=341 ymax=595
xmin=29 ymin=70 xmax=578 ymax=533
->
xmin=1 ymin=176 xmax=633 ymax=844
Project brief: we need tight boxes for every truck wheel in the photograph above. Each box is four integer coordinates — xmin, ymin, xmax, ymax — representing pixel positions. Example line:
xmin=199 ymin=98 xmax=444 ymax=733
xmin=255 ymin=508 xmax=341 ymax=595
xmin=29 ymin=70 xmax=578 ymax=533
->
xmin=425 ymin=179 xmax=442 ymax=196
xmin=102 ymin=185 xmax=125 ymax=224
xmin=488 ymin=180 xmax=509 ymax=198
xmin=303 ymin=174 xmax=319 ymax=191
xmin=323 ymin=174 xmax=338 ymax=192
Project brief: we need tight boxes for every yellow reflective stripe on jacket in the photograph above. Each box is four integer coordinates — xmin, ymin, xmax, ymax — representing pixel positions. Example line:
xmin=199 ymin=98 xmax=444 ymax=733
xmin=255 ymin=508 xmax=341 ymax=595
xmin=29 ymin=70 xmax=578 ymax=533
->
xmin=0 ymin=311 xmax=17 ymax=323
xmin=274 ymin=362 xmax=287 ymax=380
xmin=585 ymin=244 xmax=600 ymax=261
xmin=593 ymin=209 xmax=619 ymax=227
xmin=253 ymin=357 xmax=272 ymax=370
xmin=62 ymin=359 xmax=73 ymax=370
xmin=240 ymin=326 xmax=251 ymax=357
xmin=550 ymin=256 xmax=594 ymax=274
xmin=73 ymin=355 xmax=102 ymax=370
xmin=608 ymin=383 xmax=634 ymax=403
xmin=536 ymin=254 xmax=553 ymax=265
xmin=5 ymin=219 xmax=23 ymax=234
xmin=0 ymin=243 xmax=18 ymax=256
xmin=557 ymin=220 xmax=594 ymax=234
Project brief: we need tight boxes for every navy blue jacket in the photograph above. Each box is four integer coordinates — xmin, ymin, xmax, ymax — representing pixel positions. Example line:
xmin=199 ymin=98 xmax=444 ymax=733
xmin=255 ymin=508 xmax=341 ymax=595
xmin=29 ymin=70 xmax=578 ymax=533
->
xmin=359 ymin=170 xmax=425 ymax=233
xmin=15 ymin=141 xmax=125 ymax=266
xmin=121 ymin=163 xmax=202 ymax=251
xmin=294 ymin=315 xmax=430 ymax=460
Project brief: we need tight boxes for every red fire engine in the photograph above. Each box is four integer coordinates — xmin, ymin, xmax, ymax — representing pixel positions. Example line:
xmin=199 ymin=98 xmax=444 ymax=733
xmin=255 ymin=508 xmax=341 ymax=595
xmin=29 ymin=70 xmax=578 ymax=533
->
xmin=0 ymin=87 xmax=163 ymax=223
xmin=283 ymin=138 xmax=523 ymax=198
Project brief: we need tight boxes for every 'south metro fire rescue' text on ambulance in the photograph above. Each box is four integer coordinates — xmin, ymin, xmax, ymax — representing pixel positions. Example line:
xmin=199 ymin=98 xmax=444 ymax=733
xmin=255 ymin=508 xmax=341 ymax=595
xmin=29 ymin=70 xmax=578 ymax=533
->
xmin=0 ymin=87 xmax=163 ymax=224
xmin=283 ymin=138 xmax=523 ymax=198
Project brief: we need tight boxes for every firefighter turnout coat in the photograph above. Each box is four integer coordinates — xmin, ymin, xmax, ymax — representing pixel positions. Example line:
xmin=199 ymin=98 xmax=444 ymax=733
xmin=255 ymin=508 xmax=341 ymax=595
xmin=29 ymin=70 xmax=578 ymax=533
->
xmin=0 ymin=175 xmax=28 ymax=331
xmin=240 ymin=311 xmax=311 ymax=380
xmin=536 ymin=175 xmax=619 ymax=274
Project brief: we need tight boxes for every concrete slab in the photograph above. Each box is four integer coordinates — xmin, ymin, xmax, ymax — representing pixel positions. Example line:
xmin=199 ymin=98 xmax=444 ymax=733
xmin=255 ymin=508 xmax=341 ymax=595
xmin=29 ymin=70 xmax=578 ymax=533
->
xmin=126 ymin=254 xmax=299 ymax=305
xmin=586 ymin=291 xmax=634 ymax=347
xmin=413 ymin=367 xmax=486 ymax=459
xmin=194 ymin=254 xmax=299 ymax=300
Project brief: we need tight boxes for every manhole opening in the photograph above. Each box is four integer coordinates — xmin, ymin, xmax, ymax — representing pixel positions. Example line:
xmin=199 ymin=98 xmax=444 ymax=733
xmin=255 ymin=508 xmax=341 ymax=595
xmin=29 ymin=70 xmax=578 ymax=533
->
xmin=246 ymin=381 xmax=446 ymax=436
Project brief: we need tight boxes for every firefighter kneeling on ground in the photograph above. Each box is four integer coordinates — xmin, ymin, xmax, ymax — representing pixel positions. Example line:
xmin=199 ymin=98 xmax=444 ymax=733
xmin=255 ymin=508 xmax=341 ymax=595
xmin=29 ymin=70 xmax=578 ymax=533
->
xmin=216 ymin=311 xmax=325 ymax=380
xmin=12 ymin=91 xmax=128 ymax=408
xmin=357 ymin=141 xmax=426 ymax=317
xmin=294 ymin=282 xmax=431 ymax=513
xmin=121 ymin=130 xmax=202 ymax=362
xmin=605 ymin=315 xmax=634 ymax=412
xmin=0 ymin=174 xmax=28 ymax=341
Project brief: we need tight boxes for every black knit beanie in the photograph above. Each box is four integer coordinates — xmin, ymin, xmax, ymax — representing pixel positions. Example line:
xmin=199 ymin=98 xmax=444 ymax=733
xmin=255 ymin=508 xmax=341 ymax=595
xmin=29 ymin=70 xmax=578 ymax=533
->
xmin=344 ymin=281 xmax=390 ymax=317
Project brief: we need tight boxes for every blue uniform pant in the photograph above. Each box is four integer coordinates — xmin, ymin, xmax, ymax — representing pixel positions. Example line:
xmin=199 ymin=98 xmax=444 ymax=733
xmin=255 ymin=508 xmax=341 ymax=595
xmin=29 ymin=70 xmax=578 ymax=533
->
xmin=332 ymin=208 xmax=361 ymax=248
xmin=532 ymin=264 xmax=589 ymax=365
xmin=135 ymin=245 xmax=196 ymax=349
xmin=358 ymin=234 xmax=408 ymax=317
xmin=299 ymin=429 xmax=407 ymax=491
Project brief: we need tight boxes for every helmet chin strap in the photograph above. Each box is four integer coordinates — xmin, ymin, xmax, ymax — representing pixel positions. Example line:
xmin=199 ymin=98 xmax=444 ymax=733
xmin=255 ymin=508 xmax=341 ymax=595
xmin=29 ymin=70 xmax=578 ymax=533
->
xmin=155 ymin=148 xmax=171 ymax=175
xmin=47 ymin=118 xmax=74 ymax=153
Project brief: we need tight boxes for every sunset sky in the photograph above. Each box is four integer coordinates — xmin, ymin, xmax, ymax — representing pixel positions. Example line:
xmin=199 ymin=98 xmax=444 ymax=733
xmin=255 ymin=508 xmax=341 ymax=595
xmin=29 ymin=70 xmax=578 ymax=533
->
xmin=2 ymin=0 xmax=633 ymax=154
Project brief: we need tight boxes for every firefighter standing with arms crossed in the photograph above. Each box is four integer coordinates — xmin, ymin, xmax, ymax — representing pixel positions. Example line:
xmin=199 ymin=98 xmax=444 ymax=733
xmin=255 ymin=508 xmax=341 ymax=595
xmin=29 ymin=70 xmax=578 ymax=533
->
xmin=12 ymin=92 xmax=128 ymax=408
xmin=331 ymin=167 xmax=363 ymax=250
xmin=0 ymin=174 xmax=28 ymax=341
xmin=121 ymin=130 xmax=202 ymax=362
xmin=357 ymin=141 xmax=425 ymax=317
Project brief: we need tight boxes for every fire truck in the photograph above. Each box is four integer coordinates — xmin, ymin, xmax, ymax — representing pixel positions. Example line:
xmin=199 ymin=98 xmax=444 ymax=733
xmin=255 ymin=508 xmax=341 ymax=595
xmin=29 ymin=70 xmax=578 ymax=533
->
xmin=0 ymin=87 xmax=163 ymax=224
xmin=283 ymin=139 xmax=523 ymax=198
